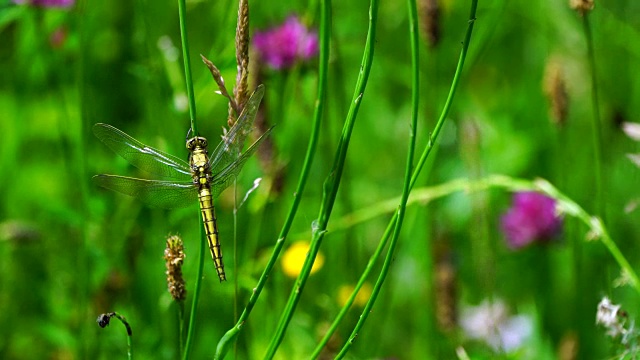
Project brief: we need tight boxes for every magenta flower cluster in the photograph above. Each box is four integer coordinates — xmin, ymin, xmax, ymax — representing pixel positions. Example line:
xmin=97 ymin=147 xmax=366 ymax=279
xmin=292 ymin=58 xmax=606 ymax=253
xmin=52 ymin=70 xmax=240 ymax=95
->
xmin=500 ymin=192 xmax=562 ymax=249
xmin=253 ymin=16 xmax=318 ymax=70
xmin=12 ymin=0 xmax=74 ymax=7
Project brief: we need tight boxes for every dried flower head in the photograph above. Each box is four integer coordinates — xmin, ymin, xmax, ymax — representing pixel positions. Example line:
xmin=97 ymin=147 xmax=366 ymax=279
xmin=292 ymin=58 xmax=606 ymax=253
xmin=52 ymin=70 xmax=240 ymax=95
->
xmin=500 ymin=192 xmax=563 ymax=249
xmin=543 ymin=60 xmax=569 ymax=126
xmin=201 ymin=55 xmax=239 ymax=116
xmin=233 ymin=0 xmax=251 ymax=125
xmin=434 ymin=250 xmax=457 ymax=333
xmin=253 ymin=16 xmax=318 ymax=70
xmin=418 ymin=0 xmax=441 ymax=48
xmin=570 ymin=0 xmax=594 ymax=16
xmin=96 ymin=312 xmax=133 ymax=336
xmin=96 ymin=313 xmax=112 ymax=328
xmin=164 ymin=235 xmax=186 ymax=301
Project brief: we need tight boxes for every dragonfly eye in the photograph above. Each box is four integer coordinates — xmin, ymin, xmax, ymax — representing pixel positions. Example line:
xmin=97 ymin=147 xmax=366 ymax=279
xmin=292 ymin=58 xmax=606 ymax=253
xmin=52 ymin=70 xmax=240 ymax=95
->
xmin=189 ymin=136 xmax=207 ymax=149
xmin=186 ymin=138 xmax=195 ymax=150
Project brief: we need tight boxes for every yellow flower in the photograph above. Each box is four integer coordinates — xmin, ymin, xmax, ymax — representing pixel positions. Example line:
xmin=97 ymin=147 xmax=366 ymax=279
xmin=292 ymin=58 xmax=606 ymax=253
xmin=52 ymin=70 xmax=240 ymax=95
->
xmin=281 ymin=241 xmax=324 ymax=278
xmin=337 ymin=283 xmax=373 ymax=308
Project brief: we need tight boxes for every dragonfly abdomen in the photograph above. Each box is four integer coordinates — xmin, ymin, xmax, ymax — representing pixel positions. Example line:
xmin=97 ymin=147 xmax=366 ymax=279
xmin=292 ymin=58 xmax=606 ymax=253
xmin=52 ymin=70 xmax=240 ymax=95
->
xmin=198 ymin=187 xmax=226 ymax=282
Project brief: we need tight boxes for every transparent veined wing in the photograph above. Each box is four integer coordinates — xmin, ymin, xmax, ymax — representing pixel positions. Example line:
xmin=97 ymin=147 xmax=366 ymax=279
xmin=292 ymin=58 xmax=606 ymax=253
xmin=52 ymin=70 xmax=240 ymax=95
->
xmin=93 ymin=175 xmax=198 ymax=209
xmin=210 ymin=126 xmax=274 ymax=199
xmin=209 ymin=85 xmax=265 ymax=175
xmin=93 ymin=123 xmax=192 ymax=180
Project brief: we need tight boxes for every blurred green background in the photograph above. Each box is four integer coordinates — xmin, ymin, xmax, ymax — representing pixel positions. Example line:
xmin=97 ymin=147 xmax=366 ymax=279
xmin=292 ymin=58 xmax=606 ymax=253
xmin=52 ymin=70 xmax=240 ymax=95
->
xmin=1 ymin=0 xmax=640 ymax=359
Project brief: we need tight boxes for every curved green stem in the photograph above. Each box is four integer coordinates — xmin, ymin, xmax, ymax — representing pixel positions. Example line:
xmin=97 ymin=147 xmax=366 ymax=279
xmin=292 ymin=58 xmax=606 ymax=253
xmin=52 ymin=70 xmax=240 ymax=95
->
xmin=263 ymin=0 xmax=378 ymax=357
xmin=178 ymin=0 xmax=198 ymax=135
xmin=182 ymin=218 xmax=206 ymax=360
xmin=178 ymin=301 xmax=185 ymax=357
xmin=324 ymin=175 xmax=640 ymax=358
xmin=113 ymin=313 xmax=133 ymax=360
xmin=410 ymin=2 xmax=477 ymax=191
xmin=319 ymin=1 xmax=478 ymax=357
xmin=213 ymin=1 xmax=331 ymax=358
xmin=177 ymin=2 xmax=203 ymax=358
xmin=98 ymin=312 xmax=133 ymax=359
xmin=534 ymin=179 xmax=639 ymax=291
xmin=333 ymin=0 xmax=421 ymax=356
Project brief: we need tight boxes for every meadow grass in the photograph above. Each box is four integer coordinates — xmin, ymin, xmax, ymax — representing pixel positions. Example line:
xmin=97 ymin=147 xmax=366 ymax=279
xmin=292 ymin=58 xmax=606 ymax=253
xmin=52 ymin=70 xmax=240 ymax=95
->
xmin=2 ymin=0 xmax=640 ymax=359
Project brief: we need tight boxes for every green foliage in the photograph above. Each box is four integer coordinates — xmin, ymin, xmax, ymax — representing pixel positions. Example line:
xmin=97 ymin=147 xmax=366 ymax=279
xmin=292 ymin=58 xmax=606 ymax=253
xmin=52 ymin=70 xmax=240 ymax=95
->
xmin=2 ymin=0 xmax=640 ymax=359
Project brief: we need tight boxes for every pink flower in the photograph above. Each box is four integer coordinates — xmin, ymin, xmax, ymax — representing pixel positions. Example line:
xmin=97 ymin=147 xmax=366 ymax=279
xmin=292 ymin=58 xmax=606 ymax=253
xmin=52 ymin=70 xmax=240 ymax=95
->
xmin=500 ymin=192 xmax=562 ymax=249
xmin=253 ymin=16 xmax=318 ymax=70
xmin=12 ymin=0 xmax=74 ymax=7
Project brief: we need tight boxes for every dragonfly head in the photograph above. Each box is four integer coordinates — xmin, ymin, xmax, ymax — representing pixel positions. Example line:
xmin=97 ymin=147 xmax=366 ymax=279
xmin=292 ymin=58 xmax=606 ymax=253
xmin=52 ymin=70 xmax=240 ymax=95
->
xmin=186 ymin=136 xmax=208 ymax=151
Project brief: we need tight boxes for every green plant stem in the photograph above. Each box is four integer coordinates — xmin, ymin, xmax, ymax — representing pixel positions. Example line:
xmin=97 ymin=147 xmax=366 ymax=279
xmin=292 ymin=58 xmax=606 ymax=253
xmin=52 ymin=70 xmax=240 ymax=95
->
xmin=112 ymin=313 xmax=133 ymax=360
xmin=582 ymin=13 xmax=603 ymax=219
xmin=183 ymin=218 xmax=206 ymax=360
xmin=233 ymin=182 xmax=239 ymax=359
xmin=331 ymin=175 xmax=640 ymax=294
xmin=178 ymin=301 xmax=185 ymax=356
xmin=333 ymin=0 xmax=420 ymax=357
xmin=213 ymin=0 xmax=331 ymax=358
xmin=410 ymin=2 xmax=477 ymax=191
xmin=311 ymin=217 xmax=394 ymax=358
xmin=317 ymin=2 xmax=478 ymax=356
xmin=100 ymin=312 xmax=133 ymax=360
xmin=178 ymin=0 xmax=198 ymax=135
xmin=263 ymin=0 xmax=377 ymax=357
xmin=176 ymin=2 xmax=203 ymax=358
xmin=534 ymin=178 xmax=640 ymax=292
xmin=115 ymin=314 xmax=133 ymax=360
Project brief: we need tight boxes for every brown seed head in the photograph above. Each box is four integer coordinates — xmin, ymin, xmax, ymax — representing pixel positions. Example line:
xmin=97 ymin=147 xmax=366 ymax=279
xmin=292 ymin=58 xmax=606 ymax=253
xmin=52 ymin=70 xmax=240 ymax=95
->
xmin=570 ymin=0 xmax=594 ymax=16
xmin=230 ymin=0 xmax=251 ymax=127
xmin=164 ymin=235 xmax=186 ymax=301
xmin=543 ymin=60 xmax=569 ymax=126
xmin=201 ymin=55 xmax=239 ymax=115
xmin=418 ymin=0 xmax=441 ymax=48
xmin=434 ymin=243 xmax=457 ymax=333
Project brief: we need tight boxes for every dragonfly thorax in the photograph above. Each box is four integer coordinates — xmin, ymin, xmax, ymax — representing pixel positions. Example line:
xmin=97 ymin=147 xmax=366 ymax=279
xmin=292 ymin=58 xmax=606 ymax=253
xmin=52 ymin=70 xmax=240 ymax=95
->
xmin=187 ymin=136 xmax=211 ymax=187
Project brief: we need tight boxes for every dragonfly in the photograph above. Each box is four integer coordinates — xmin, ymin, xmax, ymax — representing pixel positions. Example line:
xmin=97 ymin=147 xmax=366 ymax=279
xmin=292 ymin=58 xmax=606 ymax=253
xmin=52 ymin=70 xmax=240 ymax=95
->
xmin=93 ymin=85 xmax=271 ymax=282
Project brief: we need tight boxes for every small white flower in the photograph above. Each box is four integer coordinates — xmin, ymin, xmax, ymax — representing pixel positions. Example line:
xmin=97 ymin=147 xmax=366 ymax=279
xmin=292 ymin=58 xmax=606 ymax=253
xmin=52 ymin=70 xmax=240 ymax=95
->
xmin=460 ymin=299 xmax=532 ymax=352
xmin=622 ymin=122 xmax=640 ymax=141
xmin=596 ymin=297 xmax=626 ymax=337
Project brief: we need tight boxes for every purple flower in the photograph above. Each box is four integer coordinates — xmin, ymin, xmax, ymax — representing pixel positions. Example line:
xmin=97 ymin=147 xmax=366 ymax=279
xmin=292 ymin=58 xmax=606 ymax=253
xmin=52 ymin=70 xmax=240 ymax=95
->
xmin=12 ymin=0 xmax=74 ymax=7
xmin=253 ymin=16 xmax=318 ymax=70
xmin=500 ymin=191 xmax=562 ymax=249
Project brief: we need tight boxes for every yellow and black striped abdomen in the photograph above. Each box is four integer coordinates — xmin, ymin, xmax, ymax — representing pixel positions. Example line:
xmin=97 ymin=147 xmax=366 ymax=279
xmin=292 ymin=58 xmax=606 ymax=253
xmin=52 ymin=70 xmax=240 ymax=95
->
xmin=198 ymin=186 xmax=226 ymax=281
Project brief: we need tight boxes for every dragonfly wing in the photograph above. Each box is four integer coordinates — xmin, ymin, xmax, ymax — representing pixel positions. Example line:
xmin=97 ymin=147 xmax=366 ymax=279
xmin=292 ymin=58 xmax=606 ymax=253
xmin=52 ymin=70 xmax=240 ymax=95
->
xmin=93 ymin=175 xmax=197 ymax=209
xmin=209 ymin=126 xmax=274 ymax=199
xmin=209 ymin=84 xmax=265 ymax=175
xmin=93 ymin=123 xmax=191 ymax=179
